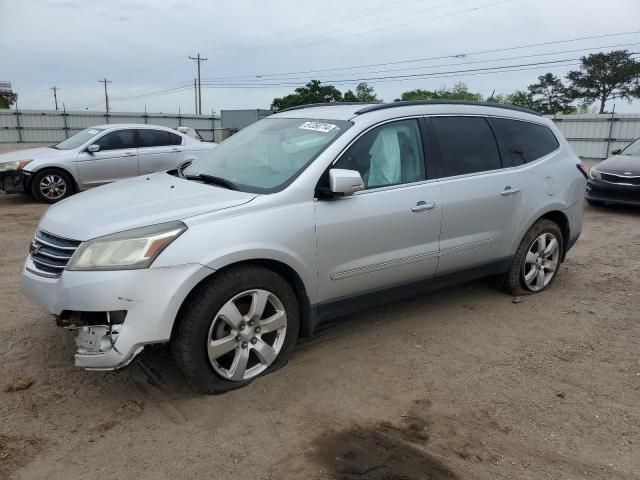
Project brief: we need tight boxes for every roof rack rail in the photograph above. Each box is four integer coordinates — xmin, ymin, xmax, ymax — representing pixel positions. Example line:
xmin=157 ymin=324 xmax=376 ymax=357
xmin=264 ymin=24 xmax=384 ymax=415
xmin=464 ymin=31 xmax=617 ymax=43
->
xmin=354 ymin=100 xmax=540 ymax=116
xmin=278 ymin=102 xmax=375 ymax=113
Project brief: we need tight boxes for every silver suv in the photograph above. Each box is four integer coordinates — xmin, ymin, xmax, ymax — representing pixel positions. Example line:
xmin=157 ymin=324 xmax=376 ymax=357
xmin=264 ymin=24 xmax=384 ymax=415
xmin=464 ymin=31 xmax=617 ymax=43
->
xmin=22 ymin=101 xmax=586 ymax=393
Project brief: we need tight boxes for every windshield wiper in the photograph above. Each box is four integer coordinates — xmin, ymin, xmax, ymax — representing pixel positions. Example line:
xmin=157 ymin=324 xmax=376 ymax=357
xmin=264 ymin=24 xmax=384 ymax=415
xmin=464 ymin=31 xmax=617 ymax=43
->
xmin=185 ymin=173 xmax=237 ymax=190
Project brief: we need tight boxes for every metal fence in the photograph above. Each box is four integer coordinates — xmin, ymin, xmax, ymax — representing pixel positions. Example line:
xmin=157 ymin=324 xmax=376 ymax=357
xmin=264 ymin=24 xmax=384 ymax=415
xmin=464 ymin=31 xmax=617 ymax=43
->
xmin=0 ymin=109 xmax=224 ymax=143
xmin=544 ymin=113 xmax=640 ymax=160
xmin=2 ymin=109 xmax=640 ymax=160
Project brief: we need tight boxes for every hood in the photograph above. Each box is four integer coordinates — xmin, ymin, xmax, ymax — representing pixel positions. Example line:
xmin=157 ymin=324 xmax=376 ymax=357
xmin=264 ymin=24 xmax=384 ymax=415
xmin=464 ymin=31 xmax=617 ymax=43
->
xmin=0 ymin=147 xmax=71 ymax=165
xmin=39 ymin=172 xmax=258 ymax=241
xmin=597 ymin=154 xmax=640 ymax=174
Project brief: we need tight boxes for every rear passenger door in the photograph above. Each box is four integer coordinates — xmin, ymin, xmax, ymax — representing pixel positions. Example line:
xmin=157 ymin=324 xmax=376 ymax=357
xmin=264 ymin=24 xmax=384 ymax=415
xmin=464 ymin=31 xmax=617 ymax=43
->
xmin=137 ymin=129 xmax=186 ymax=174
xmin=428 ymin=116 xmax=524 ymax=274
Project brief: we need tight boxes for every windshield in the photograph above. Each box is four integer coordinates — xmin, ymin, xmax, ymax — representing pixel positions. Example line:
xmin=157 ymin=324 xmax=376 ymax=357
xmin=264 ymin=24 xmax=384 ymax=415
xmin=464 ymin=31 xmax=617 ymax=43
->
xmin=54 ymin=128 xmax=104 ymax=150
xmin=621 ymin=138 xmax=640 ymax=156
xmin=184 ymin=118 xmax=350 ymax=192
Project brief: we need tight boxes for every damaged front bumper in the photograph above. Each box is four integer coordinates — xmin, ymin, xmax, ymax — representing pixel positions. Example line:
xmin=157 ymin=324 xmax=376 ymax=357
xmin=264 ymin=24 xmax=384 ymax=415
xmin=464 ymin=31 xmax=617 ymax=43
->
xmin=21 ymin=259 xmax=214 ymax=370
xmin=0 ymin=170 xmax=29 ymax=194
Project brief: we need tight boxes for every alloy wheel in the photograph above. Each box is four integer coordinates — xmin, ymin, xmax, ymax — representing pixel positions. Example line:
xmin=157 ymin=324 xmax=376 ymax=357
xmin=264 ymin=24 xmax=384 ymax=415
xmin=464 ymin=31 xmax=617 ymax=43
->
xmin=206 ymin=289 xmax=287 ymax=381
xmin=522 ymin=232 xmax=560 ymax=292
xmin=39 ymin=174 xmax=67 ymax=200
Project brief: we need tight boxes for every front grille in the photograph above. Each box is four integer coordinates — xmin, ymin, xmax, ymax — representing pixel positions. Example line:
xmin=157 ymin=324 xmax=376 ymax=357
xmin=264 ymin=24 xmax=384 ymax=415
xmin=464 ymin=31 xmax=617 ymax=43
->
xmin=601 ymin=172 xmax=640 ymax=186
xmin=590 ymin=186 xmax=640 ymax=202
xmin=29 ymin=230 xmax=81 ymax=277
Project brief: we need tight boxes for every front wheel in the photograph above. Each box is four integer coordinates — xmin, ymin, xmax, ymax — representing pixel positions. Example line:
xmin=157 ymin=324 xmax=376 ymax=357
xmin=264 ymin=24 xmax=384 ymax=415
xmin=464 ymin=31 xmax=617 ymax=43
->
xmin=497 ymin=219 xmax=563 ymax=296
xmin=30 ymin=169 xmax=74 ymax=203
xmin=172 ymin=266 xmax=299 ymax=394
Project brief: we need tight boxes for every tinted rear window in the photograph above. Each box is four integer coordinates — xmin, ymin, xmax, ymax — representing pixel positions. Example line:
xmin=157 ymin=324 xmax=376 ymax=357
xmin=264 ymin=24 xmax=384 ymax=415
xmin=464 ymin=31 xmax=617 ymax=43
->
xmin=139 ymin=129 xmax=183 ymax=147
xmin=431 ymin=117 xmax=501 ymax=177
xmin=492 ymin=118 xmax=559 ymax=166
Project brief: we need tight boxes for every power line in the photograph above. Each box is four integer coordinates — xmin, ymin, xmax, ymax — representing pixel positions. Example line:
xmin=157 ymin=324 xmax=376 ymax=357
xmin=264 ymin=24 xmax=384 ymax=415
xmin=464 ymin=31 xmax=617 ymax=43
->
xmin=189 ymin=53 xmax=207 ymax=114
xmin=98 ymin=78 xmax=112 ymax=113
xmin=204 ymin=0 xmax=430 ymax=56
xmin=205 ymin=0 xmax=479 ymax=61
xmin=198 ymin=53 xmax=637 ymax=88
xmin=202 ymin=42 xmax=640 ymax=85
xmin=206 ymin=0 xmax=515 ymax=63
xmin=202 ymin=30 xmax=640 ymax=82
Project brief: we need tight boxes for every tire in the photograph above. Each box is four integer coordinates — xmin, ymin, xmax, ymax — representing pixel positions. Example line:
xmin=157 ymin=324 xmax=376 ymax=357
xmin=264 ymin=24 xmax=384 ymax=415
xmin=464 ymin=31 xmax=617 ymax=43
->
xmin=587 ymin=199 xmax=605 ymax=207
xmin=172 ymin=265 xmax=300 ymax=394
xmin=497 ymin=219 xmax=564 ymax=296
xmin=30 ymin=169 xmax=74 ymax=204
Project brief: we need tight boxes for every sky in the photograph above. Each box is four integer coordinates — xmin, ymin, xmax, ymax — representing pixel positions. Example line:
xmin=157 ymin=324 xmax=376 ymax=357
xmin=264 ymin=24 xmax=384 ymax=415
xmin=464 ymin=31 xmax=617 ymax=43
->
xmin=1 ymin=0 xmax=640 ymax=114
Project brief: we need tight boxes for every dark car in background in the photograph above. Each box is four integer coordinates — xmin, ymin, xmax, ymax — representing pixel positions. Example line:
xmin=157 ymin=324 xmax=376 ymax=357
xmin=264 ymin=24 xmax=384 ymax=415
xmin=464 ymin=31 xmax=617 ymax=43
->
xmin=587 ymin=138 xmax=640 ymax=207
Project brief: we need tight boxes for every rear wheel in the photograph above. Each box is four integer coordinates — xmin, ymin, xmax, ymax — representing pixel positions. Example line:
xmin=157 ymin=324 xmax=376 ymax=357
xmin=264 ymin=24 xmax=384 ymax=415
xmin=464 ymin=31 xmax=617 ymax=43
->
xmin=30 ymin=169 xmax=74 ymax=203
xmin=172 ymin=266 xmax=299 ymax=394
xmin=498 ymin=219 xmax=563 ymax=296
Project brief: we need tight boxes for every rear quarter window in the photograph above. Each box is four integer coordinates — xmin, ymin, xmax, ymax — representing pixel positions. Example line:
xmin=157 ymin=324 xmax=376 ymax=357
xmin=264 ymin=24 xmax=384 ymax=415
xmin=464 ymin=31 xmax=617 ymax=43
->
xmin=491 ymin=118 xmax=560 ymax=166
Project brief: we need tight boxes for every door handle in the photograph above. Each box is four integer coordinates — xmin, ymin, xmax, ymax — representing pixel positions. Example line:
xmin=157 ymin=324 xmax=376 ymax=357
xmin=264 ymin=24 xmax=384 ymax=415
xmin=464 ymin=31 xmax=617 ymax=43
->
xmin=171 ymin=148 xmax=181 ymax=152
xmin=123 ymin=152 xmax=136 ymax=157
xmin=501 ymin=187 xmax=520 ymax=197
xmin=411 ymin=201 xmax=436 ymax=212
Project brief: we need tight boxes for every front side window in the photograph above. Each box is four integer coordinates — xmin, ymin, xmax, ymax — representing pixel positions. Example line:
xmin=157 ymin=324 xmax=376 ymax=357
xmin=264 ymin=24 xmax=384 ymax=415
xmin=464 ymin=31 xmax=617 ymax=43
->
xmin=93 ymin=129 xmax=137 ymax=151
xmin=431 ymin=117 xmax=501 ymax=177
xmin=335 ymin=119 xmax=425 ymax=189
xmin=54 ymin=128 xmax=104 ymax=150
xmin=492 ymin=118 xmax=559 ymax=166
xmin=184 ymin=118 xmax=350 ymax=192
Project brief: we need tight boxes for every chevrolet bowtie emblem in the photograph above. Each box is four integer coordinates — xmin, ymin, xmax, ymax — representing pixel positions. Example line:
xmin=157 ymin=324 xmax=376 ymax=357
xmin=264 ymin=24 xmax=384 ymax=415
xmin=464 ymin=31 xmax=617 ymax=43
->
xmin=30 ymin=242 xmax=41 ymax=256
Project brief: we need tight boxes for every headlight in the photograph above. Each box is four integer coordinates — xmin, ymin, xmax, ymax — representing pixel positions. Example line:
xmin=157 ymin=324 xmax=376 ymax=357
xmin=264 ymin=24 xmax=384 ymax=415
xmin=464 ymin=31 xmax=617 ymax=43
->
xmin=0 ymin=159 xmax=32 ymax=172
xmin=589 ymin=168 xmax=602 ymax=180
xmin=67 ymin=221 xmax=187 ymax=271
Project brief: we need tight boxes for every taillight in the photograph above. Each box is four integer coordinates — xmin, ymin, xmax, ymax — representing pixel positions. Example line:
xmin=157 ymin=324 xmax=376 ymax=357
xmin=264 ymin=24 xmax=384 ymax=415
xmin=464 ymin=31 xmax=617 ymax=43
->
xmin=577 ymin=163 xmax=588 ymax=179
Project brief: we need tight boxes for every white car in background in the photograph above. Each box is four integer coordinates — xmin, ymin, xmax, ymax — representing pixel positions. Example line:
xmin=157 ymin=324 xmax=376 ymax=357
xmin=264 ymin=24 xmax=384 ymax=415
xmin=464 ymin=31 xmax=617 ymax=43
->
xmin=0 ymin=124 xmax=216 ymax=203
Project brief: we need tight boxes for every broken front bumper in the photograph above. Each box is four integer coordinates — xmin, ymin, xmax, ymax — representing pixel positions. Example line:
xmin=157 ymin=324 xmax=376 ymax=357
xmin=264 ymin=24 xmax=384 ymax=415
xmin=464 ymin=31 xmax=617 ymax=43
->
xmin=21 ymin=259 xmax=214 ymax=370
xmin=0 ymin=171 xmax=28 ymax=194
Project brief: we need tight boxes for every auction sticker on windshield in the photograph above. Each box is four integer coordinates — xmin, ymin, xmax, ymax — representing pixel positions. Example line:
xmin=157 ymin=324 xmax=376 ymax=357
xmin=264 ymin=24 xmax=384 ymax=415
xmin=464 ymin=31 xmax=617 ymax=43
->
xmin=299 ymin=122 xmax=337 ymax=133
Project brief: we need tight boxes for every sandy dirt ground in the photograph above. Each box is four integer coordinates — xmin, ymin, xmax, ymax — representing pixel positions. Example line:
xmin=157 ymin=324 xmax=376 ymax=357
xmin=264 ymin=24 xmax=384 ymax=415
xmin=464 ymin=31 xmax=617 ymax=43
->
xmin=0 ymin=145 xmax=638 ymax=479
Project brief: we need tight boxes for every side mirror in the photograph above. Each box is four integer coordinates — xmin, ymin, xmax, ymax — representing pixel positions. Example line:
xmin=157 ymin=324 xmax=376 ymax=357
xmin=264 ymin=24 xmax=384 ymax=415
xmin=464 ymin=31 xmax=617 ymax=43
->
xmin=611 ymin=148 xmax=622 ymax=155
xmin=87 ymin=144 xmax=100 ymax=153
xmin=329 ymin=169 xmax=365 ymax=196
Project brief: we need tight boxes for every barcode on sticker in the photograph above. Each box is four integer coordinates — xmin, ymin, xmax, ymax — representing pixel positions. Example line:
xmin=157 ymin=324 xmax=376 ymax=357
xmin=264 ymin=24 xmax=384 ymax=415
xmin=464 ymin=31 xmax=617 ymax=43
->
xmin=299 ymin=122 xmax=337 ymax=133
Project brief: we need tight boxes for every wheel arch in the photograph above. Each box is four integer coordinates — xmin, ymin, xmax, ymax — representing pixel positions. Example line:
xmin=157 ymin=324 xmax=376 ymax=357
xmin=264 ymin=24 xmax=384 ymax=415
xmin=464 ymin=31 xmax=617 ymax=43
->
xmin=29 ymin=165 xmax=80 ymax=193
xmin=527 ymin=209 xmax=570 ymax=262
xmin=170 ymin=258 xmax=315 ymax=343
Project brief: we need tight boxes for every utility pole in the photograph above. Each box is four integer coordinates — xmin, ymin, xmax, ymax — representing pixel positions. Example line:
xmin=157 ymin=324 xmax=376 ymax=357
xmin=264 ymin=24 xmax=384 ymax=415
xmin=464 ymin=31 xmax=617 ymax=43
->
xmin=194 ymin=78 xmax=198 ymax=114
xmin=51 ymin=85 xmax=59 ymax=111
xmin=189 ymin=53 xmax=207 ymax=115
xmin=98 ymin=78 xmax=112 ymax=113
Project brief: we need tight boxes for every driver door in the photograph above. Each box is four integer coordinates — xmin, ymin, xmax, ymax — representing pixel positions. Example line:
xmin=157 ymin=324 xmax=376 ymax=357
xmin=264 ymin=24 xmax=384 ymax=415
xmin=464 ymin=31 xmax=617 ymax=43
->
xmin=314 ymin=119 xmax=443 ymax=304
xmin=76 ymin=129 xmax=139 ymax=188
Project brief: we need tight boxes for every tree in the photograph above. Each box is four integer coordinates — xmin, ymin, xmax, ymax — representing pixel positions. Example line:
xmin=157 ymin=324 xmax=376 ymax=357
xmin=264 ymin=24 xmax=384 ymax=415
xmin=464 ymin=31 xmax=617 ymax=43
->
xmin=566 ymin=50 xmax=640 ymax=113
xmin=505 ymin=90 xmax=537 ymax=110
xmin=271 ymin=80 xmax=343 ymax=111
xmin=0 ymin=92 xmax=17 ymax=109
xmin=395 ymin=82 xmax=481 ymax=102
xmin=487 ymin=90 xmax=537 ymax=110
xmin=528 ymin=73 xmax=575 ymax=114
xmin=343 ymin=83 xmax=380 ymax=102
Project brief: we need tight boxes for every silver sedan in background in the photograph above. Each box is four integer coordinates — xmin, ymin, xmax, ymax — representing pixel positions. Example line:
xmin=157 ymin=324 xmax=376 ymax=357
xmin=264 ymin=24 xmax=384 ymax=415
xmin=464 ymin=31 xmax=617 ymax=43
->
xmin=0 ymin=124 xmax=216 ymax=203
